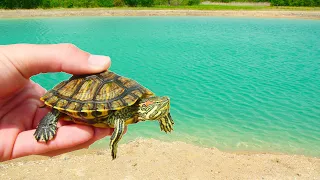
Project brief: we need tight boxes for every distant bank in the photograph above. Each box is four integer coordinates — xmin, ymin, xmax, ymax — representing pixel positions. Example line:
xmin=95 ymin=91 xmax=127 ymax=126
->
xmin=0 ymin=8 xmax=320 ymax=19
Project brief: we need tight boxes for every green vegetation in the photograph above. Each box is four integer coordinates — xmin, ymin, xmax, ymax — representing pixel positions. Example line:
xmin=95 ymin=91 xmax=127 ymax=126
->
xmin=0 ymin=0 xmax=319 ymax=9
xmin=270 ymin=0 xmax=320 ymax=6
xmin=208 ymin=0 xmax=320 ymax=6
xmin=0 ymin=0 xmax=197 ymax=9
xmin=208 ymin=0 xmax=268 ymax=2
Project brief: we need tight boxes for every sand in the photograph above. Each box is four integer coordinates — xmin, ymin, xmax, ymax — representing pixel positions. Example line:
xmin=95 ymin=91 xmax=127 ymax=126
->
xmin=0 ymin=9 xmax=320 ymax=19
xmin=1 ymin=139 xmax=319 ymax=179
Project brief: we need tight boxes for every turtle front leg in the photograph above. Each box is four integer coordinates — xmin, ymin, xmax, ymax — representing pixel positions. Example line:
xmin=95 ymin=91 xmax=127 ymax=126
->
xmin=159 ymin=113 xmax=174 ymax=133
xmin=34 ymin=109 xmax=60 ymax=142
xmin=110 ymin=118 xmax=125 ymax=160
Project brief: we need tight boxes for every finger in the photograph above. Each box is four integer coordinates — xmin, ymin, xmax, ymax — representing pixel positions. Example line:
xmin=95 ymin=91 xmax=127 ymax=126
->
xmin=11 ymin=124 xmax=95 ymax=160
xmin=41 ymin=127 xmax=114 ymax=157
xmin=0 ymin=44 xmax=111 ymax=98
xmin=1 ymin=43 xmax=111 ymax=77
xmin=30 ymin=80 xmax=47 ymax=97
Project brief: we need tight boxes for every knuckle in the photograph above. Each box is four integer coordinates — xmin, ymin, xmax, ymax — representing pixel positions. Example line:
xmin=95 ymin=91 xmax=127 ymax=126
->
xmin=59 ymin=43 xmax=79 ymax=54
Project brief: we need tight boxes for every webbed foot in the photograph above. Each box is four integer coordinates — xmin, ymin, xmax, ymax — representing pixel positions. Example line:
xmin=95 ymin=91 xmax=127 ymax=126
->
xmin=34 ymin=109 xmax=60 ymax=142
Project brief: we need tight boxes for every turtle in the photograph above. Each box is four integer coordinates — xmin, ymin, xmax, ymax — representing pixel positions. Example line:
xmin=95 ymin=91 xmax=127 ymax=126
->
xmin=34 ymin=70 xmax=174 ymax=159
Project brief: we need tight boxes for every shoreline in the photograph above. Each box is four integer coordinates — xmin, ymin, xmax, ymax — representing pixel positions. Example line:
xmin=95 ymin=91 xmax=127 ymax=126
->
xmin=1 ymin=139 xmax=319 ymax=179
xmin=0 ymin=9 xmax=320 ymax=19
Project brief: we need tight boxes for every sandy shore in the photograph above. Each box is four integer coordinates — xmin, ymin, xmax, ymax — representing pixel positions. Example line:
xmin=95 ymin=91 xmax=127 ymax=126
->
xmin=1 ymin=139 xmax=319 ymax=179
xmin=0 ymin=9 xmax=320 ymax=19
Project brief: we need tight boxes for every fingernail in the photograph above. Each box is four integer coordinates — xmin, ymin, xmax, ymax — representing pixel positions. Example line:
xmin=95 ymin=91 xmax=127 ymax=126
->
xmin=88 ymin=55 xmax=111 ymax=68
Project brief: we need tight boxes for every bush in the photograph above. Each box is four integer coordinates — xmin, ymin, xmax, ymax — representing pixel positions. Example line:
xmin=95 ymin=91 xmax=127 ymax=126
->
xmin=114 ymin=0 xmax=125 ymax=6
xmin=24 ymin=0 xmax=42 ymax=8
xmin=155 ymin=0 xmax=189 ymax=5
xmin=98 ymin=0 xmax=114 ymax=7
xmin=140 ymin=0 xmax=155 ymax=6
xmin=0 ymin=1 xmax=4 ymax=8
xmin=66 ymin=0 xmax=74 ymax=8
xmin=187 ymin=0 xmax=200 ymax=5
xmin=125 ymin=0 xmax=138 ymax=6
xmin=41 ymin=0 xmax=51 ymax=8
xmin=153 ymin=0 xmax=168 ymax=5
xmin=2 ymin=0 xmax=42 ymax=9
xmin=83 ymin=0 xmax=92 ymax=7
xmin=270 ymin=0 xmax=320 ymax=6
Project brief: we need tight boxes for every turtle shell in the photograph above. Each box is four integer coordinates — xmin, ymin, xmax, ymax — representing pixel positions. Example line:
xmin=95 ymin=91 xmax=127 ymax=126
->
xmin=40 ymin=71 xmax=154 ymax=119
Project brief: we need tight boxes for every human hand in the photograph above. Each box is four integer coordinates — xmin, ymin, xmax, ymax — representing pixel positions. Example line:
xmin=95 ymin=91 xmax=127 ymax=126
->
xmin=0 ymin=44 xmax=114 ymax=162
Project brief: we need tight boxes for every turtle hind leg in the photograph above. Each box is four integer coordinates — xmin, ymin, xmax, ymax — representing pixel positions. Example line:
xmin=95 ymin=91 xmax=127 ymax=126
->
xmin=109 ymin=119 xmax=125 ymax=160
xmin=34 ymin=109 xmax=61 ymax=143
xmin=159 ymin=113 xmax=174 ymax=133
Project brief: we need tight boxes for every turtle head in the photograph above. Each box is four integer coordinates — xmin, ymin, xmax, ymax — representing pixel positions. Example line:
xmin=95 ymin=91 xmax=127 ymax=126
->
xmin=138 ymin=96 xmax=170 ymax=120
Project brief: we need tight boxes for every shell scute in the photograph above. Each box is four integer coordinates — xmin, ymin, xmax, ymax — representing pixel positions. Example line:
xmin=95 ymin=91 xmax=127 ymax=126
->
xmin=55 ymin=99 xmax=68 ymax=108
xmin=66 ymin=102 xmax=81 ymax=111
xmin=44 ymin=95 xmax=59 ymax=106
xmin=82 ymin=103 xmax=94 ymax=110
xmin=73 ymin=79 xmax=100 ymax=101
xmin=96 ymin=82 xmax=124 ymax=101
xmin=58 ymin=78 xmax=83 ymax=97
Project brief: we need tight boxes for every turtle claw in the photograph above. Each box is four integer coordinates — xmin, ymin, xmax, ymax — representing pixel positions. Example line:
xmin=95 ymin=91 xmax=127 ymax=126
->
xmin=111 ymin=145 xmax=118 ymax=160
xmin=34 ymin=109 xmax=60 ymax=143
xmin=34 ymin=124 xmax=57 ymax=142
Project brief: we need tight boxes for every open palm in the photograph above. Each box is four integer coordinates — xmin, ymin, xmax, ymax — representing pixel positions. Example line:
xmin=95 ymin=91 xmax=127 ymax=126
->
xmin=0 ymin=44 xmax=113 ymax=161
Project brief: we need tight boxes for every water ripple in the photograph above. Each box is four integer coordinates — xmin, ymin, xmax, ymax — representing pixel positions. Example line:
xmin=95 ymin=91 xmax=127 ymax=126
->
xmin=3 ymin=17 xmax=319 ymax=157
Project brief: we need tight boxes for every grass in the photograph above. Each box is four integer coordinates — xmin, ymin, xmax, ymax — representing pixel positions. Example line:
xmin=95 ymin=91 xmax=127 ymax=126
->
xmin=1 ymin=4 xmax=320 ymax=11
xmin=47 ymin=5 xmax=320 ymax=11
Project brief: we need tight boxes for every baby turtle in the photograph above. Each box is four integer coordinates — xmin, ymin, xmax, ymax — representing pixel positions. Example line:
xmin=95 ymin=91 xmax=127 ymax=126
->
xmin=34 ymin=70 xmax=174 ymax=159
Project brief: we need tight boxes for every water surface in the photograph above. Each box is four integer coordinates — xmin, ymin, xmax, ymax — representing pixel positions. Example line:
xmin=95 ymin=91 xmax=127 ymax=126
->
xmin=1 ymin=17 xmax=319 ymax=156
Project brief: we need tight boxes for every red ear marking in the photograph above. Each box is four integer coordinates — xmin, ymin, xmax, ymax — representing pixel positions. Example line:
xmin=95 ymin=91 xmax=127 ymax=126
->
xmin=145 ymin=101 xmax=154 ymax=106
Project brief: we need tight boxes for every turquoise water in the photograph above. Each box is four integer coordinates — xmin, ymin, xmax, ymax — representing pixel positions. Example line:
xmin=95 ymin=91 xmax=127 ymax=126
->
xmin=1 ymin=17 xmax=319 ymax=156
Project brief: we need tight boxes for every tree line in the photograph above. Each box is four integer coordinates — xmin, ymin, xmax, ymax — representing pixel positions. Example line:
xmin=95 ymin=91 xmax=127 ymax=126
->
xmin=270 ymin=0 xmax=320 ymax=6
xmin=209 ymin=0 xmax=319 ymax=6
xmin=0 ymin=0 xmax=319 ymax=8
xmin=0 ymin=0 xmax=200 ymax=8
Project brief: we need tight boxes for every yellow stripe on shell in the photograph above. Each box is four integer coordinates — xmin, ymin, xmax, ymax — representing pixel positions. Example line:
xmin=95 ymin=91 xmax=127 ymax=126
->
xmin=68 ymin=120 xmax=112 ymax=128
xmin=44 ymin=101 xmax=53 ymax=107
xmin=58 ymin=79 xmax=84 ymax=97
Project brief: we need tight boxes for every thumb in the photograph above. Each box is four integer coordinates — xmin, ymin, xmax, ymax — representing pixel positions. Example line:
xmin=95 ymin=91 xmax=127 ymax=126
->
xmin=0 ymin=43 xmax=111 ymax=98
xmin=1 ymin=43 xmax=111 ymax=77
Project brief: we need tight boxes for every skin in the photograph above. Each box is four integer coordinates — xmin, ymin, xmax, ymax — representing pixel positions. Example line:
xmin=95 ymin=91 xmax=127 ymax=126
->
xmin=0 ymin=43 xmax=120 ymax=162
